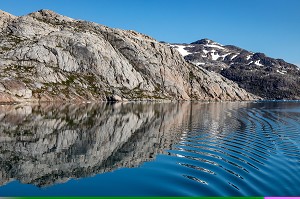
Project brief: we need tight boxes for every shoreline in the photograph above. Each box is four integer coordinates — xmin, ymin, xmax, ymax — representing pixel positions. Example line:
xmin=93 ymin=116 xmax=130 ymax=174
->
xmin=6 ymin=99 xmax=300 ymax=106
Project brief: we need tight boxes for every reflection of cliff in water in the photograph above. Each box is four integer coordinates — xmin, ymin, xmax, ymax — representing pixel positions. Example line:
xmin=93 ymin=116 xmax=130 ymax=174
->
xmin=0 ymin=102 xmax=191 ymax=187
xmin=186 ymin=102 xmax=247 ymax=135
xmin=0 ymin=102 xmax=247 ymax=187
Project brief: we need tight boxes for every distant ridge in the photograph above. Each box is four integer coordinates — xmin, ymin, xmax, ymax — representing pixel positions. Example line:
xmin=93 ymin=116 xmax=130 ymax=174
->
xmin=170 ymin=39 xmax=300 ymax=99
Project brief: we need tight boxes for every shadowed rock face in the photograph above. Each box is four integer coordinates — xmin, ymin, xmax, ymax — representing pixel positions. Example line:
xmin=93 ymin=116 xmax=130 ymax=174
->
xmin=171 ymin=39 xmax=300 ymax=99
xmin=0 ymin=102 xmax=247 ymax=187
xmin=0 ymin=10 xmax=257 ymax=103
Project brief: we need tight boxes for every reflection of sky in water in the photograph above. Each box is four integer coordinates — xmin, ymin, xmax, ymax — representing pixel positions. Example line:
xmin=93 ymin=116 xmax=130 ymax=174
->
xmin=1 ymin=101 xmax=300 ymax=196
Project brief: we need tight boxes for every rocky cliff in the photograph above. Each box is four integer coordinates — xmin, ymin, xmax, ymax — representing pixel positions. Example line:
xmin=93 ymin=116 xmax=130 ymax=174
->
xmin=0 ymin=10 xmax=257 ymax=102
xmin=171 ymin=39 xmax=300 ymax=99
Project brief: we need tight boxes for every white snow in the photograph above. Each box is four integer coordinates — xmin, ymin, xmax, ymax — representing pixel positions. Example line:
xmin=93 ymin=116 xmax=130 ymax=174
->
xmin=248 ymin=61 xmax=253 ymax=65
xmin=246 ymin=55 xmax=252 ymax=60
xmin=195 ymin=62 xmax=205 ymax=66
xmin=231 ymin=54 xmax=238 ymax=60
xmin=204 ymin=44 xmax=224 ymax=49
xmin=211 ymin=53 xmax=221 ymax=60
xmin=203 ymin=49 xmax=209 ymax=54
xmin=170 ymin=45 xmax=192 ymax=56
xmin=276 ymin=69 xmax=287 ymax=75
xmin=254 ymin=60 xmax=264 ymax=66
xmin=202 ymin=49 xmax=229 ymax=60
xmin=220 ymin=53 xmax=230 ymax=60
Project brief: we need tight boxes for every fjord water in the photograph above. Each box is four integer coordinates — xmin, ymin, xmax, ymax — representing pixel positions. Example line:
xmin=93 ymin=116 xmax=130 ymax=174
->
xmin=0 ymin=101 xmax=300 ymax=196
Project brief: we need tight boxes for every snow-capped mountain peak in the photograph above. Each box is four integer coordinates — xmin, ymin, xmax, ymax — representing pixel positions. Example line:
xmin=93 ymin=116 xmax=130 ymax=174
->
xmin=168 ymin=39 xmax=300 ymax=99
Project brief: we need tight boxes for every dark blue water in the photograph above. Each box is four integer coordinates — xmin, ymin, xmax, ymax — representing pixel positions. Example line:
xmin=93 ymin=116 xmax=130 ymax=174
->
xmin=0 ymin=101 xmax=300 ymax=196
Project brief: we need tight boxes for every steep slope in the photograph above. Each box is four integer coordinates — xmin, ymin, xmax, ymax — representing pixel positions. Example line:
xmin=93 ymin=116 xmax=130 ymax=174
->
xmin=0 ymin=10 xmax=256 ymax=102
xmin=171 ymin=39 xmax=300 ymax=99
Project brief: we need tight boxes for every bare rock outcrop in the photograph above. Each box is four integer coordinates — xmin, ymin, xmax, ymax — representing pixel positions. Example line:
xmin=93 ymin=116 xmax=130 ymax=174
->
xmin=0 ymin=10 xmax=258 ymax=102
xmin=0 ymin=10 xmax=16 ymax=31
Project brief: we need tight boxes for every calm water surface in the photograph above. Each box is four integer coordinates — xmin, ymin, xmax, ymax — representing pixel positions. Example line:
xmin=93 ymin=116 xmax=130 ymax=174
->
xmin=0 ymin=101 xmax=300 ymax=196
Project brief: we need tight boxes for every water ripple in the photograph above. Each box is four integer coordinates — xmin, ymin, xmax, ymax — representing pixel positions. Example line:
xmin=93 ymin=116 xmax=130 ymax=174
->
xmin=165 ymin=101 xmax=300 ymax=196
xmin=1 ymin=101 xmax=300 ymax=196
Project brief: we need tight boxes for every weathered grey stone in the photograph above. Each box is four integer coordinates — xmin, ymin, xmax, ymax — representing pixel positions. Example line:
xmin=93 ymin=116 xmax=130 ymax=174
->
xmin=0 ymin=83 xmax=5 ymax=92
xmin=0 ymin=10 xmax=16 ymax=31
xmin=0 ymin=9 xmax=258 ymax=103
xmin=0 ymin=78 xmax=32 ymax=99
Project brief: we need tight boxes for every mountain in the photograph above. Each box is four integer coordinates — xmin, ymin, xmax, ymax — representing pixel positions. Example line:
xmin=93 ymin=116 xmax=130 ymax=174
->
xmin=170 ymin=39 xmax=300 ymax=99
xmin=0 ymin=10 xmax=257 ymax=103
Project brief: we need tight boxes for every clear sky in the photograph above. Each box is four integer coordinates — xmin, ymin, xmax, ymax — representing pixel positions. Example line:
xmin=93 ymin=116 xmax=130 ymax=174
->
xmin=1 ymin=0 xmax=299 ymax=66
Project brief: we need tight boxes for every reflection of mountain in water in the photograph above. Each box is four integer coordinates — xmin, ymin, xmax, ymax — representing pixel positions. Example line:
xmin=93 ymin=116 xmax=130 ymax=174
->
xmin=0 ymin=102 xmax=190 ymax=187
xmin=0 ymin=102 xmax=246 ymax=187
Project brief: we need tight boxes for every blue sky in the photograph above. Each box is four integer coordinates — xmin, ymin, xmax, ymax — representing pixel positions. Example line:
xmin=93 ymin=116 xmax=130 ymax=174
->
xmin=1 ymin=0 xmax=299 ymax=66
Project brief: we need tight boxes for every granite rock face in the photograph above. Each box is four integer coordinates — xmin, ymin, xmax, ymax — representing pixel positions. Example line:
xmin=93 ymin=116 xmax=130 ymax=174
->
xmin=0 ymin=10 xmax=257 ymax=102
xmin=0 ymin=10 xmax=16 ymax=31
xmin=171 ymin=39 xmax=300 ymax=99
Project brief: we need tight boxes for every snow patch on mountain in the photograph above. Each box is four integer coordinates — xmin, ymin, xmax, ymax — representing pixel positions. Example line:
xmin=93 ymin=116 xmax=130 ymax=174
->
xmin=231 ymin=55 xmax=238 ymax=60
xmin=205 ymin=44 xmax=224 ymax=49
xmin=177 ymin=38 xmax=300 ymax=99
xmin=203 ymin=49 xmax=209 ymax=54
xmin=221 ymin=53 xmax=231 ymax=59
xmin=195 ymin=62 xmax=205 ymax=66
xmin=276 ymin=69 xmax=287 ymax=74
xmin=254 ymin=60 xmax=264 ymax=66
xmin=170 ymin=45 xmax=192 ymax=56
xmin=211 ymin=53 xmax=221 ymax=60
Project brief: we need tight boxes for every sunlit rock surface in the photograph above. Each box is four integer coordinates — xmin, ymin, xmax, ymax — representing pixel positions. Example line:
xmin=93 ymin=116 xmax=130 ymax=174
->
xmin=0 ymin=10 xmax=257 ymax=102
